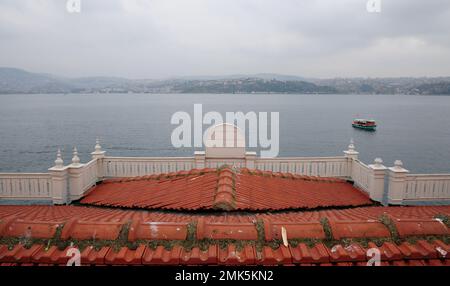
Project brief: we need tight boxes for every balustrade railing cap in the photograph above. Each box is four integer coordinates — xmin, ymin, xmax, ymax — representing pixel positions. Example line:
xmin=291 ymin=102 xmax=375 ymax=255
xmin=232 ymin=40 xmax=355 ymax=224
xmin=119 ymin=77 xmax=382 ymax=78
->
xmin=343 ymin=149 xmax=359 ymax=156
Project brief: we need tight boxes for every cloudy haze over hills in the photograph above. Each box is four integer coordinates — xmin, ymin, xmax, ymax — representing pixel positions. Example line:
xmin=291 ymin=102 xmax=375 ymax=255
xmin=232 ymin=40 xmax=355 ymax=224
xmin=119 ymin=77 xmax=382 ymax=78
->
xmin=1 ymin=0 xmax=450 ymax=79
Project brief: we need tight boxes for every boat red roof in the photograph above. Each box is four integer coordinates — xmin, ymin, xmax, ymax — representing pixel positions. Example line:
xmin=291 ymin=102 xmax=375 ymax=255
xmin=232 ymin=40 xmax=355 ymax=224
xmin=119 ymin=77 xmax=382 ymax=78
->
xmin=0 ymin=167 xmax=449 ymax=266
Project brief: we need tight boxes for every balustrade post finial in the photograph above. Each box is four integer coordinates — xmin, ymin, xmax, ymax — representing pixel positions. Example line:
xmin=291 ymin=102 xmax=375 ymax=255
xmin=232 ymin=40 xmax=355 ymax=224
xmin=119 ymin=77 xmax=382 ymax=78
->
xmin=374 ymin=157 xmax=383 ymax=167
xmin=392 ymin=159 xmax=408 ymax=172
xmin=94 ymin=138 xmax=102 ymax=153
xmin=72 ymin=147 xmax=80 ymax=165
xmin=343 ymin=138 xmax=358 ymax=159
xmin=54 ymin=148 xmax=64 ymax=168
xmin=394 ymin=160 xmax=403 ymax=169
xmin=348 ymin=138 xmax=355 ymax=152
xmin=389 ymin=159 xmax=408 ymax=173
xmin=91 ymin=137 xmax=106 ymax=159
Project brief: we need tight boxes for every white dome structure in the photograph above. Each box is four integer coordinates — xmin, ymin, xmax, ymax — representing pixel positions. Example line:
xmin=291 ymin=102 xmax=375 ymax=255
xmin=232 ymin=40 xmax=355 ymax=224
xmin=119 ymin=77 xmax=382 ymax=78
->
xmin=204 ymin=123 xmax=246 ymax=158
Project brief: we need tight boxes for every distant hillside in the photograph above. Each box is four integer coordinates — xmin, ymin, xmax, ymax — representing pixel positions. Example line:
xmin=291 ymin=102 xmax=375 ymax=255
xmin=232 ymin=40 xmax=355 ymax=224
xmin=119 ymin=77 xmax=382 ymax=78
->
xmin=175 ymin=73 xmax=306 ymax=81
xmin=413 ymin=82 xmax=450 ymax=95
xmin=0 ymin=67 xmax=68 ymax=93
xmin=172 ymin=78 xmax=335 ymax=93
xmin=1 ymin=67 xmax=450 ymax=95
xmin=311 ymin=77 xmax=450 ymax=95
xmin=0 ymin=68 xmax=334 ymax=94
xmin=0 ymin=68 xmax=134 ymax=93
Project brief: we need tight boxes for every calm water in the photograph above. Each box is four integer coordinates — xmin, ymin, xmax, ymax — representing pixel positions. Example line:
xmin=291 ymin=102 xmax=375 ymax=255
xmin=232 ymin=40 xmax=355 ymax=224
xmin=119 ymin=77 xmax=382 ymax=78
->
xmin=0 ymin=93 xmax=449 ymax=173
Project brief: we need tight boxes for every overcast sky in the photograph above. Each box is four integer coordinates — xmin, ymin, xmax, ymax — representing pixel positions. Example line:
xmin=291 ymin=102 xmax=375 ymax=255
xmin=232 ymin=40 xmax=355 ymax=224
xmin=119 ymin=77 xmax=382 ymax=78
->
xmin=1 ymin=0 xmax=450 ymax=79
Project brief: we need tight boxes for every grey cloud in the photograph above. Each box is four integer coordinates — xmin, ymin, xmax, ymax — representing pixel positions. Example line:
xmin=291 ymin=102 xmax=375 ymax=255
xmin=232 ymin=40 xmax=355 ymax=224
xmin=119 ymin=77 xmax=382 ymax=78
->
xmin=0 ymin=0 xmax=449 ymax=78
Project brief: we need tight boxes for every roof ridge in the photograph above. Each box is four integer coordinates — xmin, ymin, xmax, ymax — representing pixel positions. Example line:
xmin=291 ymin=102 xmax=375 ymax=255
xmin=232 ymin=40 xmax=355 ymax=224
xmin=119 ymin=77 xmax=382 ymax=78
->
xmin=212 ymin=168 xmax=236 ymax=211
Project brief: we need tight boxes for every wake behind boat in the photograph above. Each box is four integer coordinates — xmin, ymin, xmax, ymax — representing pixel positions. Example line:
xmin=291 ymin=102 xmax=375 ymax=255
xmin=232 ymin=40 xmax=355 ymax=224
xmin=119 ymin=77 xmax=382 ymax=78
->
xmin=352 ymin=119 xmax=377 ymax=131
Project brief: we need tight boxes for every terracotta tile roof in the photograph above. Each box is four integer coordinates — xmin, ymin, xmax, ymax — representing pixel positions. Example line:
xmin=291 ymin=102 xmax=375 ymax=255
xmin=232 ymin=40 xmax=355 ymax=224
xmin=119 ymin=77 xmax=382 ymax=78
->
xmin=0 ymin=205 xmax=449 ymax=266
xmin=392 ymin=218 xmax=449 ymax=237
xmin=263 ymin=220 xmax=326 ymax=240
xmin=1 ymin=205 xmax=449 ymax=225
xmin=142 ymin=245 xmax=182 ymax=265
xmin=0 ymin=241 xmax=448 ymax=266
xmin=180 ymin=245 xmax=218 ymax=265
xmin=80 ymin=167 xmax=372 ymax=211
xmin=197 ymin=217 xmax=258 ymax=240
xmin=105 ymin=245 xmax=146 ymax=265
xmin=328 ymin=220 xmax=391 ymax=239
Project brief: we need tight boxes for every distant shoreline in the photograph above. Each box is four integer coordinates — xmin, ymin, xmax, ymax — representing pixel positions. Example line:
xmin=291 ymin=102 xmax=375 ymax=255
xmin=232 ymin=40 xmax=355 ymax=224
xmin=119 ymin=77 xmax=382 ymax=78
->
xmin=1 ymin=67 xmax=450 ymax=95
xmin=1 ymin=92 xmax=449 ymax=96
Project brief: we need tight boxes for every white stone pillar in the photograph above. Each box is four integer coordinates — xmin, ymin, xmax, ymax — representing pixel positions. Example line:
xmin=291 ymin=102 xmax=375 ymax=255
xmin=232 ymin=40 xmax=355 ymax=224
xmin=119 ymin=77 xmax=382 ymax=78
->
xmin=194 ymin=151 xmax=206 ymax=169
xmin=368 ymin=158 xmax=387 ymax=203
xmin=67 ymin=147 xmax=85 ymax=202
xmin=245 ymin=151 xmax=257 ymax=169
xmin=48 ymin=149 xmax=69 ymax=205
xmin=344 ymin=139 xmax=359 ymax=179
xmin=91 ymin=138 xmax=106 ymax=180
xmin=387 ymin=160 xmax=409 ymax=205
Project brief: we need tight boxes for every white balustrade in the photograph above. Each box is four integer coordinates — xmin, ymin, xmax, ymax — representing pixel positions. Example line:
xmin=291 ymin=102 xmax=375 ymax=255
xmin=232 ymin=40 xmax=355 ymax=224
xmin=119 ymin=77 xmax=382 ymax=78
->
xmin=206 ymin=159 xmax=246 ymax=169
xmin=255 ymin=157 xmax=350 ymax=177
xmin=351 ymin=160 xmax=372 ymax=193
xmin=0 ymin=173 xmax=52 ymax=201
xmin=80 ymin=159 xmax=99 ymax=194
xmin=1 ymin=138 xmax=450 ymax=206
xmin=104 ymin=157 xmax=196 ymax=177
xmin=404 ymin=174 xmax=450 ymax=202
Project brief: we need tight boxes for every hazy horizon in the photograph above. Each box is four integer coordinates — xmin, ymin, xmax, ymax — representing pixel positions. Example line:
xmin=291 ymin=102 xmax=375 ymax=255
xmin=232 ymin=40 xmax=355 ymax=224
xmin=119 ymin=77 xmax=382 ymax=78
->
xmin=1 ymin=0 xmax=450 ymax=79
xmin=3 ymin=66 xmax=450 ymax=80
